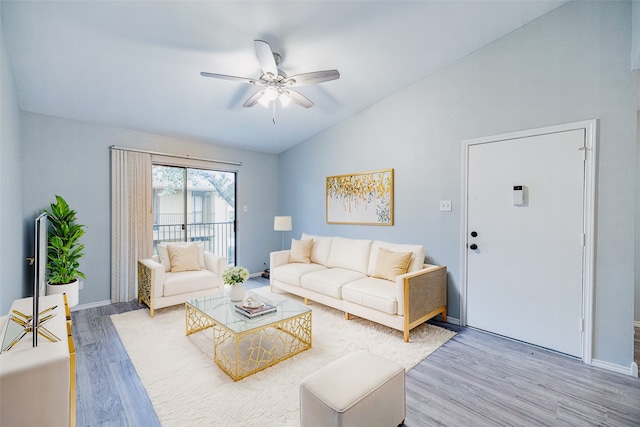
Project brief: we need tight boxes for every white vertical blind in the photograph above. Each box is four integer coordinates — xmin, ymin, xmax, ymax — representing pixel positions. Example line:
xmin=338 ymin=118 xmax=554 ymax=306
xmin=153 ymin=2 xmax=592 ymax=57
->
xmin=111 ymin=149 xmax=153 ymax=303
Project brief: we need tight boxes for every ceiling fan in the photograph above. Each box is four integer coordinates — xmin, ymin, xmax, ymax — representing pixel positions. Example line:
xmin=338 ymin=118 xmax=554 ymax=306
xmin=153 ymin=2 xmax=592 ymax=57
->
xmin=201 ymin=40 xmax=340 ymax=122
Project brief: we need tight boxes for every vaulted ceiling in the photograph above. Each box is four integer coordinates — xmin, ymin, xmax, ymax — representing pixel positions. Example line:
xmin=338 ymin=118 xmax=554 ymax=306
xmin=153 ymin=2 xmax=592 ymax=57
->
xmin=2 ymin=1 xmax=566 ymax=154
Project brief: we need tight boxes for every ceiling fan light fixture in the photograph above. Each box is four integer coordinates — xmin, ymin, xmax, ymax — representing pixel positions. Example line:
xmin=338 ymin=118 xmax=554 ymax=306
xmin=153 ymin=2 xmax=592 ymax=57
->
xmin=265 ymin=86 xmax=278 ymax=101
xmin=279 ymin=91 xmax=291 ymax=107
xmin=257 ymin=95 xmax=270 ymax=108
xmin=258 ymin=86 xmax=278 ymax=107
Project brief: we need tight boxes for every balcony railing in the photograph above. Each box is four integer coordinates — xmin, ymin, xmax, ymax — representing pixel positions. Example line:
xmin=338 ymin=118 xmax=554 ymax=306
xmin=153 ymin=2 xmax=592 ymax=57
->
xmin=153 ymin=220 xmax=235 ymax=265
xmin=154 ymin=212 xmax=207 ymax=225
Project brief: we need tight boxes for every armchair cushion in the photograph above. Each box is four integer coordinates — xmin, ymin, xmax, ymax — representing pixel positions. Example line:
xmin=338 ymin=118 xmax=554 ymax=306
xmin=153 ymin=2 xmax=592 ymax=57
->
xmin=163 ymin=270 xmax=216 ymax=296
xmin=157 ymin=242 xmax=205 ymax=272
xmin=168 ymin=244 xmax=201 ymax=272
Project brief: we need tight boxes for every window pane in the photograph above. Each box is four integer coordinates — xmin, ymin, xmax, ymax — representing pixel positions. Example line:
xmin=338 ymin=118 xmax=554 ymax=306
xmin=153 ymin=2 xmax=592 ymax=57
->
xmin=186 ymin=169 xmax=235 ymax=264
xmin=152 ymin=165 xmax=185 ymax=253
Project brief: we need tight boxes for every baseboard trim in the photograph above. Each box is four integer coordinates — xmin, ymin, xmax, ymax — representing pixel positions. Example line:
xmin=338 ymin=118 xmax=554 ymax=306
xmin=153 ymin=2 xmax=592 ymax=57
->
xmin=440 ymin=316 xmax=460 ymax=326
xmin=634 ymin=321 xmax=640 ymax=328
xmin=591 ymin=358 xmax=638 ymax=377
xmin=71 ymin=299 xmax=112 ymax=312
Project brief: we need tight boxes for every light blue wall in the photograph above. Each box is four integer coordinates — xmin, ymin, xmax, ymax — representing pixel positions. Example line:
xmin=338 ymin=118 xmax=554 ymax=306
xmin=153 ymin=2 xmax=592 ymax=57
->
xmin=636 ymin=110 xmax=639 ymax=324
xmin=279 ymin=1 xmax=637 ymax=367
xmin=633 ymin=1 xmax=639 ymax=70
xmin=20 ymin=112 xmax=279 ymax=306
xmin=629 ymin=0 xmax=639 ymax=325
xmin=0 ymin=6 xmax=26 ymax=314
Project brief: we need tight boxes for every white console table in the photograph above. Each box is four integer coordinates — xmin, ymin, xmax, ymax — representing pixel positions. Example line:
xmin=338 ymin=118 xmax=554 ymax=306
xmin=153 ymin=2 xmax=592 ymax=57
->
xmin=0 ymin=294 xmax=76 ymax=427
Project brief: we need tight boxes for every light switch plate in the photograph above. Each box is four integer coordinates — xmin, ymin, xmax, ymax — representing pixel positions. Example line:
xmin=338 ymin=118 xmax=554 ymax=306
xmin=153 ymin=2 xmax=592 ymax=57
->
xmin=440 ymin=200 xmax=452 ymax=212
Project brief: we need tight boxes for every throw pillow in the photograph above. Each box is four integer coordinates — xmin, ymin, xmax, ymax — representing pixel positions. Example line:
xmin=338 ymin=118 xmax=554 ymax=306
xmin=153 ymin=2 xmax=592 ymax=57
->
xmin=167 ymin=244 xmax=201 ymax=272
xmin=372 ymin=248 xmax=413 ymax=281
xmin=289 ymin=238 xmax=313 ymax=264
xmin=158 ymin=242 xmax=205 ymax=272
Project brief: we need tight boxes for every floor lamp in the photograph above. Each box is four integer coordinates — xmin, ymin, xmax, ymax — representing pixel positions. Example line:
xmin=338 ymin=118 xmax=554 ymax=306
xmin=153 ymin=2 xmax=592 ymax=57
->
xmin=274 ymin=216 xmax=292 ymax=250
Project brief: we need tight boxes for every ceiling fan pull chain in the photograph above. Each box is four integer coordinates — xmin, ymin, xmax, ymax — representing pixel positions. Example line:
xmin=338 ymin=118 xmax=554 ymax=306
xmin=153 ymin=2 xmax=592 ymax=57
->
xmin=272 ymin=101 xmax=276 ymax=124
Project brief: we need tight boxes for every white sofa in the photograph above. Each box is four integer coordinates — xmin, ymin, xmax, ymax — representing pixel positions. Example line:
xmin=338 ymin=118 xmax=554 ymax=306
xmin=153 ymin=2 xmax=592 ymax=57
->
xmin=270 ymin=234 xmax=447 ymax=342
xmin=138 ymin=242 xmax=227 ymax=317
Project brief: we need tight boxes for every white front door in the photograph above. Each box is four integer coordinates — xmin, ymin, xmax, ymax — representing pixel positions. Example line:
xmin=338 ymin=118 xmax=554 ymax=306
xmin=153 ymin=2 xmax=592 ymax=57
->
xmin=465 ymin=129 xmax=586 ymax=357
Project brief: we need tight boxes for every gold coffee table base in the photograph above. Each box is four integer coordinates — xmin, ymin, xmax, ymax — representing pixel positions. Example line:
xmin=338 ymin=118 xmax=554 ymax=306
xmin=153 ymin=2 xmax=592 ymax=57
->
xmin=186 ymin=301 xmax=312 ymax=381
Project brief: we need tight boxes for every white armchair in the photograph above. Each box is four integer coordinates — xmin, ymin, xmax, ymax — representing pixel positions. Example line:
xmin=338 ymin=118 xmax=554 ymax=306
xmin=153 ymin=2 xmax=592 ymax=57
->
xmin=138 ymin=242 xmax=226 ymax=317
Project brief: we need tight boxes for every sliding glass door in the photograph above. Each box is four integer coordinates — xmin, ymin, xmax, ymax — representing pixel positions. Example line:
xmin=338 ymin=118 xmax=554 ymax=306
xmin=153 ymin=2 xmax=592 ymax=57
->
xmin=152 ymin=165 xmax=236 ymax=265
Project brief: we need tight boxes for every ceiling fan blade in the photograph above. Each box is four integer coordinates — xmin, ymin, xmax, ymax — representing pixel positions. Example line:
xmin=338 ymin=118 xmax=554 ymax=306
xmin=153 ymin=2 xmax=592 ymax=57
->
xmin=200 ymin=72 xmax=259 ymax=85
xmin=285 ymin=90 xmax=314 ymax=109
xmin=284 ymin=70 xmax=340 ymax=87
xmin=254 ymin=40 xmax=278 ymax=78
xmin=243 ymin=90 xmax=265 ymax=107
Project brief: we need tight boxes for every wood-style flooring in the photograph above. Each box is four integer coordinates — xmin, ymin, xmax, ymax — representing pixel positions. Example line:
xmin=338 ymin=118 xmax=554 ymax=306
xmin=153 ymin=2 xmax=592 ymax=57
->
xmin=72 ymin=277 xmax=640 ymax=426
xmin=407 ymin=322 xmax=640 ymax=426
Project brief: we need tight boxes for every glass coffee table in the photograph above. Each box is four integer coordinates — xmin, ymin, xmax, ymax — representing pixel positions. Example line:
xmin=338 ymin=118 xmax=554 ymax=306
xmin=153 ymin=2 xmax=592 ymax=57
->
xmin=185 ymin=291 xmax=312 ymax=381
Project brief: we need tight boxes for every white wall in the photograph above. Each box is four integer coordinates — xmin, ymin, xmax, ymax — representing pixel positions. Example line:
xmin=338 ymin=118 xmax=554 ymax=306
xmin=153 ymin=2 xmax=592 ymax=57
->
xmin=20 ymin=113 xmax=279 ymax=306
xmin=0 ymin=6 xmax=26 ymax=314
xmin=279 ymin=1 xmax=636 ymax=368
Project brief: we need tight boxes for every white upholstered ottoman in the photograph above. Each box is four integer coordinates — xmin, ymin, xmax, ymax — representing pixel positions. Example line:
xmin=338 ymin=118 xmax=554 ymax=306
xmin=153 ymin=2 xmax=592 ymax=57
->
xmin=300 ymin=350 xmax=406 ymax=427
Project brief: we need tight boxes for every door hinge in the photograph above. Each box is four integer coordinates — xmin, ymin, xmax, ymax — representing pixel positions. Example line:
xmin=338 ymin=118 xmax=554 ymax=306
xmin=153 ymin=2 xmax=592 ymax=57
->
xmin=580 ymin=318 xmax=584 ymax=332
xmin=578 ymin=146 xmax=587 ymax=161
xmin=581 ymin=233 xmax=585 ymax=247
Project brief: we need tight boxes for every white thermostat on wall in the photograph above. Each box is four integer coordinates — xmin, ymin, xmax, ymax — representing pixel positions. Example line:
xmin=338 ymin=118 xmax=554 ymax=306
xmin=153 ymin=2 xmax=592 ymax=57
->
xmin=513 ymin=185 xmax=525 ymax=206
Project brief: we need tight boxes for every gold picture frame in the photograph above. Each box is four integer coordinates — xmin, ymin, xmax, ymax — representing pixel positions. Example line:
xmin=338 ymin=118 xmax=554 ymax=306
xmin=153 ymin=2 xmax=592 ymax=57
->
xmin=326 ymin=169 xmax=394 ymax=225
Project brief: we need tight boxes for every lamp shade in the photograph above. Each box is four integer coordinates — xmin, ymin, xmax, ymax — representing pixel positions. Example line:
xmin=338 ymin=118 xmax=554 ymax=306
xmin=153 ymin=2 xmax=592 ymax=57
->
xmin=274 ymin=216 xmax=292 ymax=231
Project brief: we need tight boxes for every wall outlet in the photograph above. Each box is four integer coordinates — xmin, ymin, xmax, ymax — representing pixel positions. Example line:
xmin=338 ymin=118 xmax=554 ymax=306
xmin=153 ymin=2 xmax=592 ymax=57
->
xmin=440 ymin=200 xmax=452 ymax=212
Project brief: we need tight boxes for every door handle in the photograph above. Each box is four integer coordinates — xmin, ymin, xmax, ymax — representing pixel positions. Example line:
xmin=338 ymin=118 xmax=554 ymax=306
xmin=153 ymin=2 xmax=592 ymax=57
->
xmin=469 ymin=244 xmax=478 ymax=250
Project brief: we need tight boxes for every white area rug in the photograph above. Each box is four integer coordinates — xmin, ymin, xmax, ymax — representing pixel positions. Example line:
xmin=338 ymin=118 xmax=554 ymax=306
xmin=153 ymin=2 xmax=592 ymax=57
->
xmin=111 ymin=289 xmax=455 ymax=427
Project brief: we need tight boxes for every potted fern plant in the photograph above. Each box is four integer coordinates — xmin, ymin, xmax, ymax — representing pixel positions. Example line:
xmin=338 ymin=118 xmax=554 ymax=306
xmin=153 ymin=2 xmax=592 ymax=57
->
xmin=44 ymin=195 xmax=86 ymax=307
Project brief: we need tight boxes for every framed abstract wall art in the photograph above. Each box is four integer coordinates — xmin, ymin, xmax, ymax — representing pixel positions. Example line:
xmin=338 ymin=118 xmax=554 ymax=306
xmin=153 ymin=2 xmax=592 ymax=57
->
xmin=326 ymin=169 xmax=394 ymax=225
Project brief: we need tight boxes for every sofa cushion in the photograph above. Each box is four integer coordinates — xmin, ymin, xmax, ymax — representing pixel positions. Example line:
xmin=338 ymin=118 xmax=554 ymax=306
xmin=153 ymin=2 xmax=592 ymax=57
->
xmin=168 ymin=244 xmax=201 ymax=272
xmin=272 ymin=263 xmax=327 ymax=287
xmin=372 ymin=248 xmax=412 ymax=281
xmin=163 ymin=270 xmax=216 ymax=296
xmin=367 ymin=241 xmax=425 ymax=276
xmin=158 ymin=242 xmax=206 ymax=272
xmin=301 ymin=233 xmax=333 ymax=266
xmin=342 ymin=277 xmax=397 ymax=315
xmin=327 ymin=237 xmax=373 ymax=274
xmin=290 ymin=238 xmax=313 ymax=264
xmin=301 ymin=268 xmax=367 ymax=299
